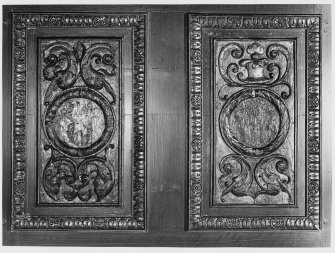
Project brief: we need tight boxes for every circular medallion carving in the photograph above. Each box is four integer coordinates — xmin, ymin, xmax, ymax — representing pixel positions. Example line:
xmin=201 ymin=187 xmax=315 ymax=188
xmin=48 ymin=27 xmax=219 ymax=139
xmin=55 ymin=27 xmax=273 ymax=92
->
xmin=54 ymin=98 xmax=105 ymax=148
xmin=44 ymin=87 xmax=114 ymax=157
xmin=219 ymin=88 xmax=290 ymax=157
xmin=229 ymin=97 xmax=280 ymax=148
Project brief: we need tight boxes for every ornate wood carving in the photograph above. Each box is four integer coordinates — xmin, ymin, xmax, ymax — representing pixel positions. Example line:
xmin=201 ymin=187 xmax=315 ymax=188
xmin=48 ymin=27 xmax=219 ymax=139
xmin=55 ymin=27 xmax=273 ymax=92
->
xmin=215 ymin=40 xmax=294 ymax=205
xmin=188 ymin=15 xmax=320 ymax=230
xmin=12 ymin=14 xmax=146 ymax=229
xmin=39 ymin=39 xmax=120 ymax=205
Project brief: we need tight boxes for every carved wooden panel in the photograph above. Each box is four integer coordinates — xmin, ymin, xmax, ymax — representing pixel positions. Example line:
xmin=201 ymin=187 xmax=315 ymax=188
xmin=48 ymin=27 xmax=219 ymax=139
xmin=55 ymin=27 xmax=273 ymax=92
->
xmin=188 ymin=15 xmax=321 ymax=230
xmin=3 ymin=5 xmax=330 ymax=247
xmin=10 ymin=13 xmax=146 ymax=230
xmin=39 ymin=38 xmax=121 ymax=205
xmin=214 ymin=40 xmax=295 ymax=205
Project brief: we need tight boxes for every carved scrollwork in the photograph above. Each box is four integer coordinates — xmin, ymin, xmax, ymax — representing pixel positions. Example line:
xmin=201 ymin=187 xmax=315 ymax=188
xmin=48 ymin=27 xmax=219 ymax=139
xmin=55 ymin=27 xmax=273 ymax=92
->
xmin=41 ymin=39 xmax=119 ymax=205
xmin=43 ymin=154 xmax=77 ymax=201
xmin=43 ymin=41 xmax=117 ymax=105
xmin=43 ymin=42 xmax=80 ymax=104
xmin=77 ymin=158 xmax=115 ymax=202
xmin=43 ymin=150 xmax=115 ymax=203
xmin=254 ymin=155 xmax=292 ymax=202
xmin=218 ymin=154 xmax=292 ymax=203
xmin=43 ymin=42 xmax=80 ymax=89
xmin=189 ymin=15 xmax=320 ymax=230
xmin=12 ymin=13 xmax=146 ymax=230
xmin=81 ymin=43 xmax=117 ymax=101
xmin=218 ymin=42 xmax=291 ymax=99
xmin=217 ymin=41 xmax=293 ymax=204
xmin=218 ymin=155 xmax=253 ymax=201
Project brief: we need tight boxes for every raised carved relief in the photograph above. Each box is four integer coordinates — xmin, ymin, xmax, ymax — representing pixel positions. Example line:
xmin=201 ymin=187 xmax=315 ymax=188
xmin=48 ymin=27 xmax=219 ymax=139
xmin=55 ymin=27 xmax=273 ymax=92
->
xmin=189 ymin=15 xmax=320 ymax=230
xmin=39 ymin=39 xmax=120 ymax=205
xmin=218 ymin=154 xmax=292 ymax=204
xmin=218 ymin=42 xmax=291 ymax=98
xmin=219 ymin=88 xmax=290 ymax=157
xmin=12 ymin=14 xmax=145 ymax=229
xmin=214 ymin=40 xmax=294 ymax=205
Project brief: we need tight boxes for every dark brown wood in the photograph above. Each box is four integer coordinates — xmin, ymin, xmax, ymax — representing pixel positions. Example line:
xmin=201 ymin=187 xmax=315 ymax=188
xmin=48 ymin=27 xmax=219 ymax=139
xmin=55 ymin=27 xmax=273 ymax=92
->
xmin=2 ymin=4 xmax=331 ymax=247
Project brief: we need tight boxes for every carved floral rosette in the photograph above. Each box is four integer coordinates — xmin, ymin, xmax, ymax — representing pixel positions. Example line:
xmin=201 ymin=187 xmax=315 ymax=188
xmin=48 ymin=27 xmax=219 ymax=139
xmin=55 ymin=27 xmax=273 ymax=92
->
xmin=12 ymin=14 xmax=146 ymax=230
xmin=189 ymin=15 xmax=320 ymax=230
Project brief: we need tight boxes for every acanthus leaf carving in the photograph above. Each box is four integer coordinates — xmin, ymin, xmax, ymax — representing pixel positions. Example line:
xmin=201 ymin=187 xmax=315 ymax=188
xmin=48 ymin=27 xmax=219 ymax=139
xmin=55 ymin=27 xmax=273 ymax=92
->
xmin=42 ymin=146 xmax=115 ymax=203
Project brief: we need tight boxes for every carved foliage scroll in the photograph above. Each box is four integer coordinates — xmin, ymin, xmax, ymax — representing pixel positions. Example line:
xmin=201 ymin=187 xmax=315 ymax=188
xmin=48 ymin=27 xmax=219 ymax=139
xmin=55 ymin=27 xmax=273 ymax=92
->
xmin=189 ymin=15 xmax=320 ymax=230
xmin=215 ymin=40 xmax=294 ymax=205
xmin=12 ymin=14 xmax=145 ymax=229
xmin=40 ymin=39 xmax=120 ymax=205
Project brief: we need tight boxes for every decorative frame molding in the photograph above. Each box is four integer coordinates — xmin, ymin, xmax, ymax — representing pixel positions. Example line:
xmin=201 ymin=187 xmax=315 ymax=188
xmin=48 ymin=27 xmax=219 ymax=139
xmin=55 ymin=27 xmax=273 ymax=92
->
xmin=11 ymin=13 xmax=146 ymax=230
xmin=188 ymin=15 xmax=321 ymax=230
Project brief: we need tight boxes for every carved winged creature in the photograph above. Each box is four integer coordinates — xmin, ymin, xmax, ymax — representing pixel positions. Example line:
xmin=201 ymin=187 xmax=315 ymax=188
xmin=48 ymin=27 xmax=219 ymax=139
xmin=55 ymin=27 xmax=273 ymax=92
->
xmin=43 ymin=41 xmax=117 ymax=104
xmin=81 ymin=43 xmax=117 ymax=102
xmin=254 ymin=155 xmax=292 ymax=203
xmin=43 ymin=42 xmax=80 ymax=89
xmin=218 ymin=155 xmax=254 ymax=202
xmin=43 ymin=42 xmax=80 ymax=104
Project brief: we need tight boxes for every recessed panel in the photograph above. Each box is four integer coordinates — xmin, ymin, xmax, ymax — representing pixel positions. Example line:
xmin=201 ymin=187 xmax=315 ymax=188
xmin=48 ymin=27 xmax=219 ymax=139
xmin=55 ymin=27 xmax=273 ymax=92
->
xmin=213 ymin=39 xmax=295 ymax=206
xmin=38 ymin=38 xmax=121 ymax=205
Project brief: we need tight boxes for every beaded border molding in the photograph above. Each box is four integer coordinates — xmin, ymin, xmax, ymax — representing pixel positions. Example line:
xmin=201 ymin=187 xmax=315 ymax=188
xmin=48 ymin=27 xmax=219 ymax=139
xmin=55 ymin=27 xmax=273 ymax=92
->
xmin=188 ymin=14 xmax=321 ymax=230
xmin=11 ymin=13 xmax=146 ymax=230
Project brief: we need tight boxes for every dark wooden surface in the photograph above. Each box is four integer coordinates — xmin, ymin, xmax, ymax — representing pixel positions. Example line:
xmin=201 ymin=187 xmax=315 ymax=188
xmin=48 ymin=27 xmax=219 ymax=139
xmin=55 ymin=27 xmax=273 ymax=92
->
xmin=201 ymin=28 xmax=306 ymax=214
xmin=2 ymin=4 xmax=331 ymax=246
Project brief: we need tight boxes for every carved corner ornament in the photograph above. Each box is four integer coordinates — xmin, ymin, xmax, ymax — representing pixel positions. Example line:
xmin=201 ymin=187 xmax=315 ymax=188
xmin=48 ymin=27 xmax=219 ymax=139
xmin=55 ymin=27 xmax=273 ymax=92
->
xmin=189 ymin=15 xmax=321 ymax=230
xmin=11 ymin=14 xmax=146 ymax=230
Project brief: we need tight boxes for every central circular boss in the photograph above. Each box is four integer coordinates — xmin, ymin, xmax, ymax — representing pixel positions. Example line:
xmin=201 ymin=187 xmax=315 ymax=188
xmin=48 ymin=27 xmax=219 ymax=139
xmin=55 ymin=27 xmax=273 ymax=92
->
xmin=44 ymin=87 xmax=115 ymax=157
xmin=219 ymin=88 xmax=290 ymax=157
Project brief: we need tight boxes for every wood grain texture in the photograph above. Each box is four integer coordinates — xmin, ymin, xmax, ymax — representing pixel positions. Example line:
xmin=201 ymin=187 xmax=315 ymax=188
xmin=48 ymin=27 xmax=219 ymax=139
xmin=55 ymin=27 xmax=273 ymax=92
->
xmin=2 ymin=4 xmax=331 ymax=247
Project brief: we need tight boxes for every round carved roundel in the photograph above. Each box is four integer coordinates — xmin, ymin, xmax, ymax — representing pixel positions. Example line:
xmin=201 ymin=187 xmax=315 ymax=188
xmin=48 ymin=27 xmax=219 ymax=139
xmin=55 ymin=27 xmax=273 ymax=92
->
xmin=219 ymin=88 xmax=290 ymax=157
xmin=44 ymin=87 xmax=115 ymax=157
